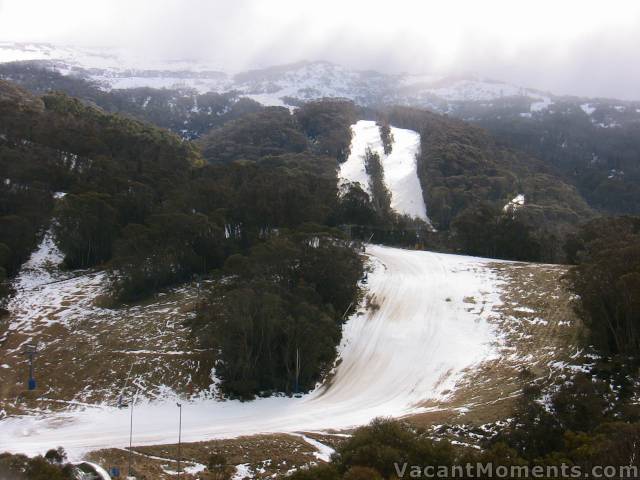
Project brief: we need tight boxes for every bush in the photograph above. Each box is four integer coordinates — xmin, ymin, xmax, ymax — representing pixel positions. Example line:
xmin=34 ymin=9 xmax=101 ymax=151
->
xmin=334 ymin=418 xmax=454 ymax=478
xmin=0 ymin=448 xmax=75 ymax=480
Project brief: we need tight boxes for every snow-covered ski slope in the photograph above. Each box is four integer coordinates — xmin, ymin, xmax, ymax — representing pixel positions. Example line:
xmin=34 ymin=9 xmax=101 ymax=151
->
xmin=338 ymin=121 xmax=381 ymax=196
xmin=338 ymin=120 xmax=429 ymax=221
xmin=0 ymin=245 xmax=501 ymax=457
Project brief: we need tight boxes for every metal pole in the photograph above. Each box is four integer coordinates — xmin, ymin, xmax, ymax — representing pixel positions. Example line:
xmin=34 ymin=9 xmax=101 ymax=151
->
xmin=28 ymin=352 xmax=34 ymax=383
xmin=128 ymin=391 xmax=134 ymax=477
xmin=177 ymin=403 xmax=182 ymax=479
xmin=23 ymin=344 xmax=38 ymax=390
xmin=294 ymin=348 xmax=300 ymax=394
xmin=341 ymin=302 xmax=354 ymax=320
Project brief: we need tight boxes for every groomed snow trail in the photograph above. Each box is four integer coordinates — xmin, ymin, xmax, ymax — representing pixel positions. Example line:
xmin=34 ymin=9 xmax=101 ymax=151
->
xmin=0 ymin=245 xmax=502 ymax=457
xmin=338 ymin=120 xmax=428 ymax=221
xmin=338 ymin=120 xmax=383 ymax=197
xmin=381 ymin=126 xmax=428 ymax=221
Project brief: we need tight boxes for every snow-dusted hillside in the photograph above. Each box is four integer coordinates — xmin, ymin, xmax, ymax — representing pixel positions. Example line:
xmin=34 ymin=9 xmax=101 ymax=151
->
xmin=0 ymin=229 xmax=209 ymax=415
xmin=0 ymin=245 xmax=501 ymax=457
xmin=339 ymin=120 xmax=429 ymax=221
xmin=0 ymin=42 xmax=557 ymax=112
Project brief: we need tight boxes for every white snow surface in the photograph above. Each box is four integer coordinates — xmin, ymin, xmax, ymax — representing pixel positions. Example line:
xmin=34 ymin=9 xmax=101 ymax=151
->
xmin=381 ymin=126 xmax=428 ymax=220
xmin=338 ymin=120 xmax=428 ymax=221
xmin=0 ymin=245 xmax=502 ymax=458
xmin=418 ymin=78 xmax=525 ymax=102
xmin=530 ymin=96 xmax=553 ymax=112
xmin=6 ymin=230 xmax=108 ymax=334
xmin=233 ymin=463 xmax=253 ymax=480
xmin=581 ymin=103 xmax=596 ymax=115
xmin=504 ymin=194 xmax=525 ymax=213
xmin=338 ymin=120 xmax=382 ymax=196
xmin=295 ymin=434 xmax=335 ymax=462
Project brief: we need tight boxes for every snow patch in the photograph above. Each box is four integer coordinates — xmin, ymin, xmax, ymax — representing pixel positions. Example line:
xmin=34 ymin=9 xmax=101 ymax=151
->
xmin=580 ymin=103 xmax=596 ymax=115
xmin=503 ymin=194 xmax=525 ymax=212
xmin=293 ymin=434 xmax=335 ymax=462
xmin=530 ymin=96 xmax=552 ymax=112
xmin=233 ymin=463 xmax=253 ymax=480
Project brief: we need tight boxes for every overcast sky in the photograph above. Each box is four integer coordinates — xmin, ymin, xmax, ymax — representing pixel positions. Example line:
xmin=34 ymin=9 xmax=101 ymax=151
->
xmin=1 ymin=0 xmax=639 ymax=99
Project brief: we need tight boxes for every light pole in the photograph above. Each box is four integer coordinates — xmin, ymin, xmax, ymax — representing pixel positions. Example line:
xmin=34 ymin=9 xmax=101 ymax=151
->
xmin=128 ymin=389 xmax=137 ymax=478
xmin=294 ymin=348 xmax=300 ymax=395
xmin=177 ymin=402 xmax=182 ymax=479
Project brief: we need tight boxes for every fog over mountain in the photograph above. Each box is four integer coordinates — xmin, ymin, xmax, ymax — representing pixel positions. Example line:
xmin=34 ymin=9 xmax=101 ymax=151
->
xmin=1 ymin=0 xmax=639 ymax=99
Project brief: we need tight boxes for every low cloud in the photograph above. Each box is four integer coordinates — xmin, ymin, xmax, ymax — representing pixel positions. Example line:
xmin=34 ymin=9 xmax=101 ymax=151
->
xmin=1 ymin=0 xmax=639 ymax=99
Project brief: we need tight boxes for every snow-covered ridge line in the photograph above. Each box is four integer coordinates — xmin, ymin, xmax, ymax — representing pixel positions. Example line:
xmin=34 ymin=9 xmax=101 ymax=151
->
xmin=0 ymin=42 xmax=560 ymax=110
xmin=338 ymin=120 xmax=429 ymax=222
xmin=0 ymin=245 xmax=502 ymax=458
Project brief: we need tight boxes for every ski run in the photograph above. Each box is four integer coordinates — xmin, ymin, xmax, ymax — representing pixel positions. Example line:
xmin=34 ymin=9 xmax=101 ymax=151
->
xmin=338 ymin=120 xmax=430 ymax=222
xmin=0 ymin=244 xmax=502 ymax=458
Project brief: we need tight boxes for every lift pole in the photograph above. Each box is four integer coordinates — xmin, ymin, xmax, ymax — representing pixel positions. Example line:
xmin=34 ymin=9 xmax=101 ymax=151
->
xmin=23 ymin=344 xmax=38 ymax=391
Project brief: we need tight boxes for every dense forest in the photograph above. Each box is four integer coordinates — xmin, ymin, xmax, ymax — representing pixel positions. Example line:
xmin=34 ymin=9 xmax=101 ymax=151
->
xmin=188 ymin=231 xmax=363 ymax=398
xmin=477 ymin=105 xmax=640 ymax=215
xmin=567 ymin=216 xmax=640 ymax=355
xmin=0 ymin=61 xmax=263 ymax=139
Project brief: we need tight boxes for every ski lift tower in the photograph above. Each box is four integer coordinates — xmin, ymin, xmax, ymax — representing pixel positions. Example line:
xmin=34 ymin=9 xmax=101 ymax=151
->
xmin=23 ymin=343 xmax=38 ymax=391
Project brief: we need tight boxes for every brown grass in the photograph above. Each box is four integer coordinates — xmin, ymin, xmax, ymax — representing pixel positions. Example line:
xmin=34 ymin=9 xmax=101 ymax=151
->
xmin=0 ymin=280 xmax=213 ymax=417
xmin=87 ymin=433 xmax=327 ymax=479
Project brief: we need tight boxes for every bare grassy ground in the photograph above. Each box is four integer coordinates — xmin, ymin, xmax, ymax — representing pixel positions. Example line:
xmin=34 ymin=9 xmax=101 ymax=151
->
xmin=0 ymin=279 xmax=214 ymax=417
xmin=409 ymin=261 xmax=583 ymax=427
xmin=87 ymin=433 xmax=336 ymax=479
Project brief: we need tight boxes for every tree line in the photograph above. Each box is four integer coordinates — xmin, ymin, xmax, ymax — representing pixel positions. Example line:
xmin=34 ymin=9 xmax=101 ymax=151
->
xmin=567 ymin=215 xmax=640 ymax=355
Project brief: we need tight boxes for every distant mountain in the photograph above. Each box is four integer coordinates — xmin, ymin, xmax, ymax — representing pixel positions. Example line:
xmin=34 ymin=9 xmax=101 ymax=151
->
xmin=0 ymin=42 xmax=570 ymax=110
